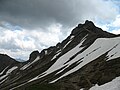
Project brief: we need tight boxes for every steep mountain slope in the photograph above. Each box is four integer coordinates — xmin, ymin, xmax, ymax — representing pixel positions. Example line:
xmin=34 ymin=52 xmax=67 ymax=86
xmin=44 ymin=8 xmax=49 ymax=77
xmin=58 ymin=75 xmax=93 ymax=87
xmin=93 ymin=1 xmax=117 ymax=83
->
xmin=0 ymin=20 xmax=120 ymax=90
xmin=0 ymin=54 xmax=18 ymax=72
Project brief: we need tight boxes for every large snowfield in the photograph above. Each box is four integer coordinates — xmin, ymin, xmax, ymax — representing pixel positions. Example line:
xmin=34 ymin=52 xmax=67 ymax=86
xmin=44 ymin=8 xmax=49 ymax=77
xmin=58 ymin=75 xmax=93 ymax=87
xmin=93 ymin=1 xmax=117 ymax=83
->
xmin=28 ymin=36 xmax=120 ymax=83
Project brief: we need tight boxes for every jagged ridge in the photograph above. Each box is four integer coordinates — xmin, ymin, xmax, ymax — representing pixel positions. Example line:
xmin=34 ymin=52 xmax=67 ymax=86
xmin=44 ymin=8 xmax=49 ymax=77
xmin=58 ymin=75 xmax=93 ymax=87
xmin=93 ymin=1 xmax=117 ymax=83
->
xmin=0 ymin=20 xmax=120 ymax=90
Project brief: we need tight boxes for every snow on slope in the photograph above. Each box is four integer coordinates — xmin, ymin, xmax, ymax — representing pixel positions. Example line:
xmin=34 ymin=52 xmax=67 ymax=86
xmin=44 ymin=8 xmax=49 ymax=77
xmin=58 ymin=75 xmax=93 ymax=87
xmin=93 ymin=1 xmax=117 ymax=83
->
xmin=50 ymin=37 xmax=120 ymax=83
xmin=51 ymin=35 xmax=75 ymax=61
xmin=0 ymin=66 xmax=18 ymax=80
xmin=63 ymin=35 xmax=75 ymax=49
xmin=107 ymin=42 xmax=120 ymax=60
xmin=29 ymin=36 xmax=120 ymax=83
xmin=51 ymin=49 xmax=61 ymax=61
xmin=42 ymin=35 xmax=88 ymax=76
xmin=89 ymin=76 xmax=120 ymax=90
xmin=20 ymin=56 xmax=40 ymax=70
xmin=0 ymin=66 xmax=8 ymax=75
xmin=28 ymin=35 xmax=87 ymax=82
xmin=6 ymin=66 xmax=18 ymax=74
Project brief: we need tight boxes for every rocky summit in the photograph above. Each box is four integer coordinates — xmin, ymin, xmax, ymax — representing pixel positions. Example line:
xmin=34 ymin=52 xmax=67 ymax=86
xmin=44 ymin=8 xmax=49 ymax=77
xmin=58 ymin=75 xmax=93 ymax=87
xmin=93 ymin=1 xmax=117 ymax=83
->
xmin=0 ymin=20 xmax=120 ymax=90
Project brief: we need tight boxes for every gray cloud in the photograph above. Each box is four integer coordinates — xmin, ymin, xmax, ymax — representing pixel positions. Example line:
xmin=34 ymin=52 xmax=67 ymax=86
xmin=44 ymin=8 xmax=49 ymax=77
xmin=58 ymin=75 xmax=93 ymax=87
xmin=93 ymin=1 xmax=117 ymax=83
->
xmin=0 ymin=0 xmax=76 ymax=29
xmin=0 ymin=0 xmax=118 ymax=31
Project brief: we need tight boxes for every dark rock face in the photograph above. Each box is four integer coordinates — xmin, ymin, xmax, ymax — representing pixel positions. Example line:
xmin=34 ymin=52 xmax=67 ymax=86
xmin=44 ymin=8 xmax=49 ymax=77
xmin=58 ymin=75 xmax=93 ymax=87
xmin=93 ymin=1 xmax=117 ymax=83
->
xmin=29 ymin=50 xmax=40 ymax=62
xmin=72 ymin=20 xmax=116 ymax=38
xmin=0 ymin=54 xmax=18 ymax=72
xmin=0 ymin=20 xmax=120 ymax=90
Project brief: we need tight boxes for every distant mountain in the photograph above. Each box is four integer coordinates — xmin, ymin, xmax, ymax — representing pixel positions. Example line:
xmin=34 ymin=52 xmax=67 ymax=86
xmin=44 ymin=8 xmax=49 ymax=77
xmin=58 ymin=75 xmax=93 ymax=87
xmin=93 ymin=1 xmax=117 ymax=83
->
xmin=0 ymin=20 xmax=120 ymax=90
xmin=0 ymin=54 xmax=19 ymax=73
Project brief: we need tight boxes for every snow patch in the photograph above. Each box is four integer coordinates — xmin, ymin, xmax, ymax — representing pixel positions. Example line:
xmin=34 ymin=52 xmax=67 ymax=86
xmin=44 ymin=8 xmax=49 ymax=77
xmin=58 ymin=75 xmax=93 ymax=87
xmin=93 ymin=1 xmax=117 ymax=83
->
xmin=56 ymin=49 xmax=61 ymax=53
xmin=90 ymin=76 xmax=120 ymax=90
xmin=0 ymin=66 xmax=18 ymax=82
xmin=44 ymin=50 xmax=48 ymax=55
xmin=70 ymin=35 xmax=75 ymax=40
xmin=28 ymin=76 xmax=39 ymax=82
xmin=107 ymin=42 xmax=120 ymax=60
xmin=6 ymin=66 xmax=18 ymax=74
xmin=0 ymin=74 xmax=7 ymax=80
xmin=0 ymin=77 xmax=8 ymax=84
xmin=63 ymin=35 xmax=74 ymax=49
xmin=63 ymin=40 xmax=72 ymax=49
xmin=0 ymin=66 xmax=8 ymax=75
xmin=20 ymin=56 xmax=40 ymax=70
xmin=51 ymin=52 xmax=61 ymax=61
xmin=79 ymin=89 xmax=84 ymax=90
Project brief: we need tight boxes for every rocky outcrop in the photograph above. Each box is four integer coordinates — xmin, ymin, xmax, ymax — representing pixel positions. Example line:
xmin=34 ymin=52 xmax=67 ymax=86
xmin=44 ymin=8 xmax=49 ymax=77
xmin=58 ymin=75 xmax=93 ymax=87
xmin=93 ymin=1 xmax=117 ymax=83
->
xmin=29 ymin=50 xmax=40 ymax=62
xmin=0 ymin=54 xmax=18 ymax=72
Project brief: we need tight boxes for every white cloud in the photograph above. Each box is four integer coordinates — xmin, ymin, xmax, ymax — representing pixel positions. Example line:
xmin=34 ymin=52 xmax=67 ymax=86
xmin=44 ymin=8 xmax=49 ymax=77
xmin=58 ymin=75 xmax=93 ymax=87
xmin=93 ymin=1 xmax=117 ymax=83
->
xmin=112 ymin=15 xmax=120 ymax=27
xmin=0 ymin=23 xmax=63 ymax=60
xmin=101 ymin=14 xmax=120 ymax=34
xmin=95 ymin=23 xmax=109 ymax=31
xmin=111 ymin=29 xmax=120 ymax=34
xmin=78 ymin=0 xmax=118 ymax=22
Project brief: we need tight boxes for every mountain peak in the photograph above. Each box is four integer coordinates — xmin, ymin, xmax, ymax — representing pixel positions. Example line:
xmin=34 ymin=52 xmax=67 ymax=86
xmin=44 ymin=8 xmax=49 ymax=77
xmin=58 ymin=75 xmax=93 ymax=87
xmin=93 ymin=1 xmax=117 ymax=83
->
xmin=29 ymin=50 xmax=40 ymax=62
xmin=84 ymin=20 xmax=95 ymax=27
xmin=72 ymin=20 xmax=116 ymax=38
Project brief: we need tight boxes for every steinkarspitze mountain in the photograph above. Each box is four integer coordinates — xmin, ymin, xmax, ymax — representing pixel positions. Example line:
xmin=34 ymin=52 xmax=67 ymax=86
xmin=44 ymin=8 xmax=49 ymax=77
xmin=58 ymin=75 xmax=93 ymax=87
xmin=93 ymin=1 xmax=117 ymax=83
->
xmin=0 ymin=20 xmax=120 ymax=90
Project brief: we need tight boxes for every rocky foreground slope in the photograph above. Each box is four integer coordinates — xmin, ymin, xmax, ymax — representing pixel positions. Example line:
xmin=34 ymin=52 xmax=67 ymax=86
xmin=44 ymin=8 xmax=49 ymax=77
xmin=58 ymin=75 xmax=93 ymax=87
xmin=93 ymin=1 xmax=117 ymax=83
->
xmin=0 ymin=20 xmax=120 ymax=90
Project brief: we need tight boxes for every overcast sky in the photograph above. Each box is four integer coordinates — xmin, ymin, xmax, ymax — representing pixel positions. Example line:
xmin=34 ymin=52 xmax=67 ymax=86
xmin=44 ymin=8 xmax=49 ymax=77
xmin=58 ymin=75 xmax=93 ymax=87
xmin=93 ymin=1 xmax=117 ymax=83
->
xmin=0 ymin=0 xmax=120 ymax=60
